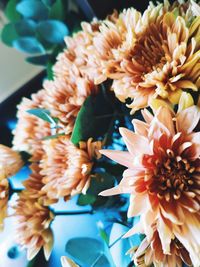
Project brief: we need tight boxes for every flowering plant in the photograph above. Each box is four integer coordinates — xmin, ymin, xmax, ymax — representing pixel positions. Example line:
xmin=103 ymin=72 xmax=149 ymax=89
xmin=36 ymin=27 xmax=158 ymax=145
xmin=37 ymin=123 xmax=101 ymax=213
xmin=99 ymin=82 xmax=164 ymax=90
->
xmin=0 ymin=1 xmax=200 ymax=266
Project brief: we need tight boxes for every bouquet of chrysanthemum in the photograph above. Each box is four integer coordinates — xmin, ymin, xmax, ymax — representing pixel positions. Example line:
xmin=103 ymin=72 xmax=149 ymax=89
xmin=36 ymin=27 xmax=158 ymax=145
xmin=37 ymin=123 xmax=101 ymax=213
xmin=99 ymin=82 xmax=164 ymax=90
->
xmin=0 ymin=0 xmax=199 ymax=266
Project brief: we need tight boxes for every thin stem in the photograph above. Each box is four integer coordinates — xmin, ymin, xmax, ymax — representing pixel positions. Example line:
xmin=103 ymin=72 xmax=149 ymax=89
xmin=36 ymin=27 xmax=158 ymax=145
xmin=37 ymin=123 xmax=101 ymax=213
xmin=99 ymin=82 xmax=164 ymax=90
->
xmin=53 ymin=209 xmax=94 ymax=216
xmin=109 ymin=233 xmax=125 ymax=248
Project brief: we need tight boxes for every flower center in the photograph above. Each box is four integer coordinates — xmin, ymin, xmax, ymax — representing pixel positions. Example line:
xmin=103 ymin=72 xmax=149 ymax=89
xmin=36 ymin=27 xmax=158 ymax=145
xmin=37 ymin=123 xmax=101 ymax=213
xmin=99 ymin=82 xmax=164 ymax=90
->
xmin=148 ymin=149 xmax=195 ymax=202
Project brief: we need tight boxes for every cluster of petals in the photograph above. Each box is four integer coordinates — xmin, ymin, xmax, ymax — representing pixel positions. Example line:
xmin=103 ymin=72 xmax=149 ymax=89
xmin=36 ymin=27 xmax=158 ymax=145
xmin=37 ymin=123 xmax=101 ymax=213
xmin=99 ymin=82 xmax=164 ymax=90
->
xmin=81 ymin=0 xmax=200 ymax=113
xmin=100 ymin=105 xmax=200 ymax=266
xmin=0 ymin=145 xmax=23 ymax=230
xmin=14 ymin=163 xmax=54 ymax=260
xmin=40 ymin=136 xmax=102 ymax=201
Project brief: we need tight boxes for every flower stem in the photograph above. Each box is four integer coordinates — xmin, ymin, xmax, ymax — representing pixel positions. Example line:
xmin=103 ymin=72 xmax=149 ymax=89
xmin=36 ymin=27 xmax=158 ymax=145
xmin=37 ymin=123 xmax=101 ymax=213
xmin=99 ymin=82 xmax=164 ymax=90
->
xmin=108 ymin=233 xmax=125 ymax=248
xmin=53 ymin=209 xmax=94 ymax=216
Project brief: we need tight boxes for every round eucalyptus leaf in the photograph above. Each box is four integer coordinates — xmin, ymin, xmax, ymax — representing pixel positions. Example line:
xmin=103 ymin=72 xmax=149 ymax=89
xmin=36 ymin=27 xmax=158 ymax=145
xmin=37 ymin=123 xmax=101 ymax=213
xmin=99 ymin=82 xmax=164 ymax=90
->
xmin=1 ymin=23 xmax=19 ymax=46
xmin=15 ymin=19 xmax=36 ymax=36
xmin=66 ymin=237 xmax=111 ymax=267
xmin=41 ymin=0 xmax=56 ymax=7
xmin=5 ymin=0 xmax=21 ymax=22
xmin=26 ymin=54 xmax=49 ymax=65
xmin=13 ymin=37 xmax=45 ymax=54
xmin=36 ymin=20 xmax=69 ymax=44
xmin=16 ymin=0 xmax=48 ymax=20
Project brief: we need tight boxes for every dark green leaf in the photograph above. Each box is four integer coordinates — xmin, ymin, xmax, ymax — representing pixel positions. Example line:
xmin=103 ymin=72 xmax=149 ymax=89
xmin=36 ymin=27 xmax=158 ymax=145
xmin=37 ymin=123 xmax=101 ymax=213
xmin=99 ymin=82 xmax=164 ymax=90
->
xmin=87 ymin=172 xmax=115 ymax=196
xmin=42 ymin=0 xmax=56 ymax=7
xmin=47 ymin=61 xmax=54 ymax=80
xmin=16 ymin=0 xmax=48 ymax=20
xmin=71 ymin=96 xmax=95 ymax=145
xmin=77 ymin=194 xmax=96 ymax=206
xmin=15 ymin=19 xmax=36 ymax=36
xmin=71 ymin=90 xmax=114 ymax=146
xmin=98 ymin=226 xmax=109 ymax=246
xmin=5 ymin=0 xmax=21 ymax=22
xmin=26 ymin=54 xmax=49 ymax=65
xmin=36 ymin=20 xmax=69 ymax=44
xmin=49 ymin=0 xmax=68 ymax=20
xmin=66 ymin=237 xmax=111 ymax=267
xmin=1 ymin=23 xmax=19 ymax=46
xmin=13 ymin=37 xmax=45 ymax=54
xmin=27 ymin=108 xmax=56 ymax=124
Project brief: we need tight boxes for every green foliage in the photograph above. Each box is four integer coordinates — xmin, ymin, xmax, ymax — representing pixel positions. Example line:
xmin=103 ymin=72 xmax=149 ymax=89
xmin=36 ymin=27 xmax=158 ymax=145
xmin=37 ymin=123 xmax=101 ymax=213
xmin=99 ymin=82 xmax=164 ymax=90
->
xmin=5 ymin=0 xmax=21 ymax=22
xmin=77 ymin=194 xmax=96 ymax=206
xmin=27 ymin=108 xmax=57 ymax=125
xmin=16 ymin=0 xmax=49 ymax=20
xmin=13 ymin=37 xmax=45 ymax=53
xmin=49 ymin=0 xmax=68 ymax=20
xmin=66 ymin=237 xmax=111 ymax=267
xmin=77 ymin=172 xmax=115 ymax=208
xmin=26 ymin=54 xmax=49 ymax=65
xmin=1 ymin=23 xmax=18 ymax=46
xmin=71 ymin=90 xmax=114 ymax=146
xmin=1 ymin=0 xmax=78 ymax=66
xmin=37 ymin=20 xmax=69 ymax=44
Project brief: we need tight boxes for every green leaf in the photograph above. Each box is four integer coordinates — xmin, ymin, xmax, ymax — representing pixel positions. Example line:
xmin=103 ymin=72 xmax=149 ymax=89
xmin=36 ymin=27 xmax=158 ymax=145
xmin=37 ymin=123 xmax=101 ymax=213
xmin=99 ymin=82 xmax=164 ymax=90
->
xmin=26 ymin=54 xmax=49 ymax=65
xmin=98 ymin=226 xmax=109 ymax=246
xmin=49 ymin=0 xmax=68 ymax=21
xmin=65 ymin=238 xmax=111 ymax=267
xmin=15 ymin=19 xmax=36 ymax=36
xmin=27 ymin=108 xmax=56 ymax=125
xmin=71 ymin=96 xmax=95 ymax=145
xmin=1 ymin=23 xmax=19 ymax=46
xmin=36 ymin=20 xmax=69 ymax=44
xmin=47 ymin=61 xmax=54 ymax=80
xmin=16 ymin=0 xmax=49 ymax=20
xmin=13 ymin=37 xmax=45 ymax=54
xmin=71 ymin=90 xmax=114 ymax=146
xmin=5 ymin=0 xmax=21 ymax=22
xmin=87 ymin=172 xmax=115 ymax=196
xmin=77 ymin=194 xmax=96 ymax=206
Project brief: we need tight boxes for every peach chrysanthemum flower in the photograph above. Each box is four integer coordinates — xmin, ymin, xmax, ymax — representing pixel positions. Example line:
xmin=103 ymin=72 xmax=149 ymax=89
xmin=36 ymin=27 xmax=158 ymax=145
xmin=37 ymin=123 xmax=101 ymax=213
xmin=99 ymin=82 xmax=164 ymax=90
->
xmin=0 ymin=145 xmax=23 ymax=230
xmin=42 ymin=76 xmax=97 ymax=135
xmin=100 ymin=105 xmax=200 ymax=266
xmin=130 ymin=229 xmax=192 ymax=266
xmin=15 ymin=164 xmax=54 ymax=260
xmin=0 ymin=144 xmax=23 ymax=178
xmin=12 ymin=90 xmax=51 ymax=161
xmin=40 ymin=136 xmax=102 ymax=200
xmin=91 ymin=1 xmax=200 ymax=113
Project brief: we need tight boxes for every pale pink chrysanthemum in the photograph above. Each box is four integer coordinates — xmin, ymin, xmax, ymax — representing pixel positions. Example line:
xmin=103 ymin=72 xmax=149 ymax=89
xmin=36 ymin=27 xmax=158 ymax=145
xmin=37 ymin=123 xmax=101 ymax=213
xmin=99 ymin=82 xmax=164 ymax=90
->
xmin=0 ymin=145 xmax=23 ymax=230
xmin=130 ymin=228 xmax=192 ymax=267
xmin=100 ymin=105 xmax=200 ymax=266
xmin=15 ymin=163 xmax=54 ymax=260
xmin=61 ymin=256 xmax=79 ymax=267
xmin=12 ymin=90 xmax=51 ymax=161
xmin=40 ymin=136 xmax=102 ymax=201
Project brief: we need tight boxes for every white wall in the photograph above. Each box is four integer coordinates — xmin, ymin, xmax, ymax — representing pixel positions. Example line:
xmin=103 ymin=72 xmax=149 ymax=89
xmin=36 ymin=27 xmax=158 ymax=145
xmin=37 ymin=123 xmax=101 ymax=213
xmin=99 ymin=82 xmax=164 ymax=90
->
xmin=0 ymin=42 xmax=43 ymax=103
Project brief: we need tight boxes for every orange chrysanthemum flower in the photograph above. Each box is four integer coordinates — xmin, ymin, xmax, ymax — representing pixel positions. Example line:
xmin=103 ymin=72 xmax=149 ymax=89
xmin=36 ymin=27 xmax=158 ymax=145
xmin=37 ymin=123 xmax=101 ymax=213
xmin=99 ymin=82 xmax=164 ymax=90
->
xmin=90 ymin=1 xmax=200 ymax=113
xmin=40 ymin=136 xmax=102 ymax=200
xmin=0 ymin=145 xmax=23 ymax=230
xmin=15 ymin=164 xmax=54 ymax=260
xmin=100 ymin=105 xmax=200 ymax=266
xmin=12 ymin=90 xmax=51 ymax=161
